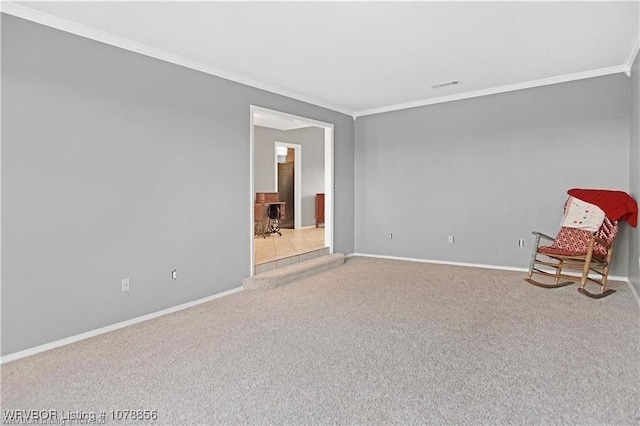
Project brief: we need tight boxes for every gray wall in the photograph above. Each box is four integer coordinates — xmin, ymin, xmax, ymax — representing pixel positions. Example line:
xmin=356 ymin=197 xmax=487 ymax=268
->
xmin=629 ymin=53 xmax=640 ymax=295
xmin=355 ymin=74 xmax=631 ymax=275
xmin=1 ymin=15 xmax=354 ymax=356
xmin=254 ymin=126 xmax=325 ymax=227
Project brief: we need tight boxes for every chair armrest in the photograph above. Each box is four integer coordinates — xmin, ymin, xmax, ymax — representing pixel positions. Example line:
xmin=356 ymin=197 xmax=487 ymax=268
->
xmin=531 ymin=231 xmax=554 ymax=241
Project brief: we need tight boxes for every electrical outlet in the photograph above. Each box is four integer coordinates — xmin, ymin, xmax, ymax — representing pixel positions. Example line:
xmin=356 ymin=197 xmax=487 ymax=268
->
xmin=448 ymin=235 xmax=454 ymax=244
xmin=518 ymin=239 xmax=525 ymax=247
xmin=171 ymin=269 xmax=178 ymax=280
xmin=121 ymin=278 xmax=130 ymax=292
xmin=388 ymin=233 xmax=393 ymax=239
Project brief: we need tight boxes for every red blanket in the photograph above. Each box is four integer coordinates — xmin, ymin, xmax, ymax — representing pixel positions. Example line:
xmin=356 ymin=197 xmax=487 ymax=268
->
xmin=567 ymin=188 xmax=638 ymax=228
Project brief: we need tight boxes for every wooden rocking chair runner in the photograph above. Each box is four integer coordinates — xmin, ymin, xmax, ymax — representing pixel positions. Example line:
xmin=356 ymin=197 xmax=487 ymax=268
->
xmin=525 ymin=217 xmax=618 ymax=299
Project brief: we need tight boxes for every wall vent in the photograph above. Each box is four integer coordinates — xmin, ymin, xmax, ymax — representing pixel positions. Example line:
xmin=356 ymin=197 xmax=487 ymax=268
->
xmin=432 ymin=80 xmax=462 ymax=89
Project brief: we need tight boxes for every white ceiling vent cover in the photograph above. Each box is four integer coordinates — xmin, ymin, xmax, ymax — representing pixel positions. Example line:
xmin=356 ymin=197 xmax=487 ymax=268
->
xmin=432 ymin=80 xmax=462 ymax=89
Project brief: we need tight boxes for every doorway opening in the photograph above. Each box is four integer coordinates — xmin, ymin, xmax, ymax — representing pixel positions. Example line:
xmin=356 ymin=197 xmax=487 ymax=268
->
xmin=274 ymin=142 xmax=301 ymax=229
xmin=250 ymin=106 xmax=334 ymax=276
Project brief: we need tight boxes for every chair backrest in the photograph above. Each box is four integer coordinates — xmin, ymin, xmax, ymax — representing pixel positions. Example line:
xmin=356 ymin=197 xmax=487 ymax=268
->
xmin=595 ymin=217 xmax=618 ymax=246
xmin=550 ymin=216 xmax=618 ymax=257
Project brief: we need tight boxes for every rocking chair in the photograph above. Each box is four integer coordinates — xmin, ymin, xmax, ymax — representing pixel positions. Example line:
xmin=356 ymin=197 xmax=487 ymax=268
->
xmin=525 ymin=189 xmax=637 ymax=298
xmin=525 ymin=216 xmax=618 ymax=298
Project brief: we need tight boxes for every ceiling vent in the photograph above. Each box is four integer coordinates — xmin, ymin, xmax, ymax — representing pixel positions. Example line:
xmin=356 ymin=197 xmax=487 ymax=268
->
xmin=432 ymin=80 xmax=461 ymax=89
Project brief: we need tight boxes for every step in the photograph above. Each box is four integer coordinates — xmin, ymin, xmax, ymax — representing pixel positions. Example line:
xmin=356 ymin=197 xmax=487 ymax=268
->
xmin=243 ymin=253 xmax=345 ymax=291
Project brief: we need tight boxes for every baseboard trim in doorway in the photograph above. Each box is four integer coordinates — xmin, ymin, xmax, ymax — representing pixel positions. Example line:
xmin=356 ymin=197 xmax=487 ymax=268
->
xmin=245 ymin=253 xmax=345 ymax=290
xmin=255 ymin=247 xmax=330 ymax=275
xmin=0 ymin=286 xmax=244 ymax=365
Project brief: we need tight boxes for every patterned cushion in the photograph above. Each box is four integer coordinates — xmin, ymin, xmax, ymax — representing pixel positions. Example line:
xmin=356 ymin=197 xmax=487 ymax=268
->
xmin=539 ymin=217 xmax=618 ymax=258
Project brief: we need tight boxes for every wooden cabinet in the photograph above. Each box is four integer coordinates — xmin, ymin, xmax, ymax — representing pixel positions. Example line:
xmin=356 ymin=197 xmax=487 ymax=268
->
xmin=315 ymin=193 xmax=324 ymax=228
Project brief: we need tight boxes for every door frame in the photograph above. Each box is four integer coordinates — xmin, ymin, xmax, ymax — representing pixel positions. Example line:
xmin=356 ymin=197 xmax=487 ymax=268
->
xmin=249 ymin=105 xmax=334 ymax=277
xmin=274 ymin=142 xmax=302 ymax=230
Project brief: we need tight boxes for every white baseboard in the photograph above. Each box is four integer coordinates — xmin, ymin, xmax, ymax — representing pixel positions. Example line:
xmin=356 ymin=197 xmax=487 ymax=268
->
xmin=4 ymin=257 xmax=636 ymax=364
xmin=1 ymin=286 xmax=244 ymax=364
xmin=349 ymin=253 xmax=629 ymax=282
xmin=626 ymin=279 xmax=640 ymax=308
xmin=351 ymin=252 xmax=529 ymax=273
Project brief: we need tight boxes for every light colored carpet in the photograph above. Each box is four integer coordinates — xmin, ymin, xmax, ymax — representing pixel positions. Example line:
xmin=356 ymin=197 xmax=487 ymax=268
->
xmin=2 ymin=257 xmax=639 ymax=425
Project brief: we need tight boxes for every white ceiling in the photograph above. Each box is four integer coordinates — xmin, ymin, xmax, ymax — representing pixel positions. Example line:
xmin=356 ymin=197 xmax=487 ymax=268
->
xmin=5 ymin=1 xmax=640 ymax=116
xmin=254 ymin=110 xmax=313 ymax=131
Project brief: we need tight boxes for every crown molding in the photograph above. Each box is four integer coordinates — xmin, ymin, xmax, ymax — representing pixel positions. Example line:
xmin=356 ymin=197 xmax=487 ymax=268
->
xmin=1 ymin=2 xmax=633 ymax=121
xmin=624 ymin=35 xmax=640 ymax=76
xmin=354 ymin=65 xmax=628 ymax=118
xmin=0 ymin=2 xmax=354 ymax=117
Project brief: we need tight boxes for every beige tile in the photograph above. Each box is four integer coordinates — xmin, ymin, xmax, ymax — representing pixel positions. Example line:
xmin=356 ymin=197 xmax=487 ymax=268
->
xmin=255 ymin=253 xmax=276 ymax=263
xmin=256 ymin=246 xmax=277 ymax=254
xmin=276 ymin=258 xmax=291 ymax=268
xmin=257 ymin=244 xmax=277 ymax=251
xmin=288 ymin=237 xmax=308 ymax=243
xmin=259 ymin=243 xmax=277 ymax=250
xmin=291 ymin=242 xmax=311 ymax=250
xmin=290 ymin=239 xmax=309 ymax=245
xmin=276 ymin=249 xmax=295 ymax=257
xmin=253 ymin=224 xmax=324 ymax=268
xmin=305 ymin=237 xmax=324 ymax=243
xmin=256 ymin=255 xmax=280 ymax=265
xmin=260 ymin=261 xmax=276 ymax=273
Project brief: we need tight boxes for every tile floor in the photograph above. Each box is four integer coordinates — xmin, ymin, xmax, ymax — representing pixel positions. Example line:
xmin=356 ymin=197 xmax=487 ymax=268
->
xmin=254 ymin=227 xmax=325 ymax=265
